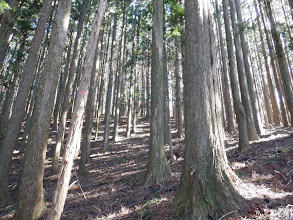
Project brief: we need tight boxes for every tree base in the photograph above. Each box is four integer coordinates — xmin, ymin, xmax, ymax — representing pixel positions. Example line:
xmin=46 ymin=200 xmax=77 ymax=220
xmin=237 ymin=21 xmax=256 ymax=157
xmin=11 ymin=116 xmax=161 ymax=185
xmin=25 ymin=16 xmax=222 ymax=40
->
xmin=143 ymin=165 xmax=172 ymax=188
xmin=173 ymin=169 xmax=248 ymax=219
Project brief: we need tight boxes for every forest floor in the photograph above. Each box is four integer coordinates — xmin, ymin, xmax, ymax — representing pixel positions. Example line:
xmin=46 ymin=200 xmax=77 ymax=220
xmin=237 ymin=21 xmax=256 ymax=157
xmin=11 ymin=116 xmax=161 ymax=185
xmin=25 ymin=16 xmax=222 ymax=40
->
xmin=1 ymin=117 xmax=293 ymax=219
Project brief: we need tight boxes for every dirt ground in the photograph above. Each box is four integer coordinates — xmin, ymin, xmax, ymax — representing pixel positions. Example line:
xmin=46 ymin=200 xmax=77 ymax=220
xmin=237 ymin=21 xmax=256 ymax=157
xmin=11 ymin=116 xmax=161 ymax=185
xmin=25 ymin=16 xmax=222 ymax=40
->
xmin=1 ymin=117 xmax=293 ymax=219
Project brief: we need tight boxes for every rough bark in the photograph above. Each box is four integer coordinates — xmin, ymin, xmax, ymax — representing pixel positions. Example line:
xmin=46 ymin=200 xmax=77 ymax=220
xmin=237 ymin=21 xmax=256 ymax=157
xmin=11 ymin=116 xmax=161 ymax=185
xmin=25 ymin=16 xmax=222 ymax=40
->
xmin=47 ymin=1 xmax=107 ymax=219
xmin=257 ymin=0 xmax=288 ymax=126
xmin=163 ymin=18 xmax=171 ymax=147
xmin=52 ymin=0 xmax=89 ymax=174
xmin=126 ymin=8 xmax=136 ymax=138
xmin=113 ymin=3 xmax=126 ymax=142
xmin=0 ymin=0 xmax=53 ymax=209
xmin=234 ymin=0 xmax=262 ymax=134
xmin=103 ymin=12 xmax=117 ymax=151
xmin=95 ymin=22 xmax=111 ymax=141
xmin=14 ymin=1 xmax=72 ymax=219
xmin=215 ymin=0 xmax=235 ymax=133
xmin=229 ymin=0 xmax=259 ymax=141
xmin=173 ymin=0 xmax=247 ymax=218
xmin=174 ymin=37 xmax=183 ymax=138
xmin=79 ymin=33 xmax=102 ymax=175
xmin=146 ymin=54 xmax=150 ymax=119
xmin=254 ymin=0 xmax=278 ymax=125
xmin=52 ymin=33 xmax=73 ymax=131
xmin=222 ymin=0 xmax=250 ymax=151
xmin=264 ymin=0 xmax=293 ymax=125
xmin=143 ymin=0 xmax=171 ymax=187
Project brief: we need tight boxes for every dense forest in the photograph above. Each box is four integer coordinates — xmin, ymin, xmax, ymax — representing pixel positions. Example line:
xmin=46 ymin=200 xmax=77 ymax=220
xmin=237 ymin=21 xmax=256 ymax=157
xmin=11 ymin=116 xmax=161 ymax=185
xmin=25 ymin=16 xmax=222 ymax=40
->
xmin=0 ymin=0 xmax=292 ymax=219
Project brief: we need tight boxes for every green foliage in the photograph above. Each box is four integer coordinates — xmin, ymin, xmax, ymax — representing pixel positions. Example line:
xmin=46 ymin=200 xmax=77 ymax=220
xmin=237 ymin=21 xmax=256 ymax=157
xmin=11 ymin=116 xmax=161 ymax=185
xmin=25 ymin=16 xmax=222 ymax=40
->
xmin=0 ymin=0 xmax=10 ymax=14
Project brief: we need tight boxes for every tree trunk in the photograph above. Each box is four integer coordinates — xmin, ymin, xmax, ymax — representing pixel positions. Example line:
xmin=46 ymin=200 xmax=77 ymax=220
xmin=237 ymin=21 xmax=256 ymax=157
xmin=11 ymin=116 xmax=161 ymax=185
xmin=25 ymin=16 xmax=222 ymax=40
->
xmin=174 ymin=37 xmax=183 ymax=138
xmin=222 ymin=0 xmax=250 ymax=151
xmin=126 ymin=8 xmax=136 ymax=138
xmin=229 ymin=0 xmax=259 ymax=141
xmin=264 ymin=0 xmax=293 ymax=125
xmin=257 ymin=0 xmax=288 ymax=126
xmin=103 ymin=12 xmax=117 ymax=151
xmin=215 ymin=0 xmax=235 ymax=133
xmin=52 ymin=33 xmax=73 ymax=131
xmin=47 ymin=2 xmax=107 ymax=219
xmin=143 ymin=0 xmax=171 ymax=187
xmin=0 ymin=0 xmax=53 ymax=209
xmin=113 ymin=2 xmax=126 ymax=142
xmin=52 ymin=0 xmax=89 ymax=174
xmin=146 ymin=53 xmax=150 ymax=119
xmin=95 ymin=22 xmax=111 ymax=141
xmin=234 ymin=0 xmax=262 ymax=134
xmin=253 ymin=0 xmax=278 ymax=125
xmin=173 ymin=0 xmax=247 ymax=218
xmin=14 ymin=1 xmax=72 ymax=218
xmin=79 ymin=32 xmax=102 ymax=175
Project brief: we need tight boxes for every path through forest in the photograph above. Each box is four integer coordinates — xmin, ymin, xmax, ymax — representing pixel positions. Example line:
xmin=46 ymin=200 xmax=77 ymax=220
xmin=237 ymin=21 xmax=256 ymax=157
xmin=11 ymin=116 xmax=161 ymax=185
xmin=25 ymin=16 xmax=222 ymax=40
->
xmin=1 ymin=118 xmax=293 ymax=219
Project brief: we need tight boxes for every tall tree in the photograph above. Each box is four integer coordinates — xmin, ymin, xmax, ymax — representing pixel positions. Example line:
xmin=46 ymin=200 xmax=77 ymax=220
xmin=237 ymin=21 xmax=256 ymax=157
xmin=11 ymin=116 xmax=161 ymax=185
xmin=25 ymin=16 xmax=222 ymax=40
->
xmin=234 ymin=0 xmax=262 ymax=134
xmin=173 ymin=0 xmax=247 ymax=218
xmin=0 ymin=0 xmax=54 ymax=207
xmin=229 ymin=0 xmax=259 ymax=141
xmin=222 ymin=0 xmax=250 ymax=151
xmin=103 ymin=9 xmax=118 ymax=151
xmin=52 ymin=0 xmax=89 ymax=173
xmin=143 ymin=0 xmax=171 ymax=187
xmin=215 ymin=0 xmax=235 ymax=133
xmin=264 ymin=0 xmax=293 ymax=125
xmin=14 ymin=0 xmax=72 ymax=219
xmin=47 ymin=1 xmax=107 ymax=219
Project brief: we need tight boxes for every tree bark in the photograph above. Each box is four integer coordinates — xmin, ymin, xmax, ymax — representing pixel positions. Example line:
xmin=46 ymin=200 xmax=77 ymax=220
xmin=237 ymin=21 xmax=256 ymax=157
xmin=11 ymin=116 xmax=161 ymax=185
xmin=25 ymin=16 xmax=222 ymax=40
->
xmin=79 ymin=32 xmax=102 ymax=175
xmin=229 ymin=0 xmax=259 ymax=141
xmin=52 ymin=32 xmax=74 ymax=131
xmin=0 ymin=0 xmax=53 ymax=209
xmin=257 ymin=0 xmax=288 ymax=126
xmin=173 ymin=0 xmax=247 ymax=218
xmin=47 ymin=1 xmax=107 ymax=219
xmin=215 ymin=0 xmax=235 ymax=133
xmin=234 ymin=0 xmax=262 ymax=134
xmin=174 ymin=37 xmax=183 ymax=138
xmin=143 ymin=0 xmax=171 ymax=187
xmin=14 ymin=1 xmax=72 ymax=219
xmin=103 ymin=12 xmax=117 ymax=151
xmin=222 ymin=0 xmax=250 ymax=151
xmin=113 ymin=2 xmax=126 ymax=142
xmin=264 ymin=0 xmax=293 ymax=125
xmin=52 ymin=0 xmax=89 ymax=174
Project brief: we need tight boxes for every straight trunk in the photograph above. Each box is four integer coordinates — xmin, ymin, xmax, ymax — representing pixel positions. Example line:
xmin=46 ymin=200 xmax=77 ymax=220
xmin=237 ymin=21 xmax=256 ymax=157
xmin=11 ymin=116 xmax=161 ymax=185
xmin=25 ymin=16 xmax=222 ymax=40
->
xmin=229 ymin=0 xmax=259 ymax=141
xmin=79 ymin=33 xmax=102 ymax=174
xmin=257 ymin=0 xmax=288 ymax=126
xmin=215 ymin=0 xmax=235 ymax=133
xmin=222 ymin=0 xmax=250 ymax=151
xmin=113 ymin=2 xmax=126 ymax=142
xmin=103 ymin=12 xmax=117 ymax=151
xmin=52 ymin=0 xmax=89 ymax=174
xmin=47 ymin=2 xmax=107 ymax=218
xmin=174 ymin=37 xmax=183 ymax=138
xmin=14 ymin=1 xmax=72 ymax=218
xmin=264 ymin=0 xmax=293 ymax=125
xmin=0 ymin=0 xmax=53 ymax=209
xmin=173 ymin=1 xmax=247 ymax=218
xmin=143 ymin=0 xmax=171 ymax=187
xmin=234 ymin=0 xmax=262 ymax=134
